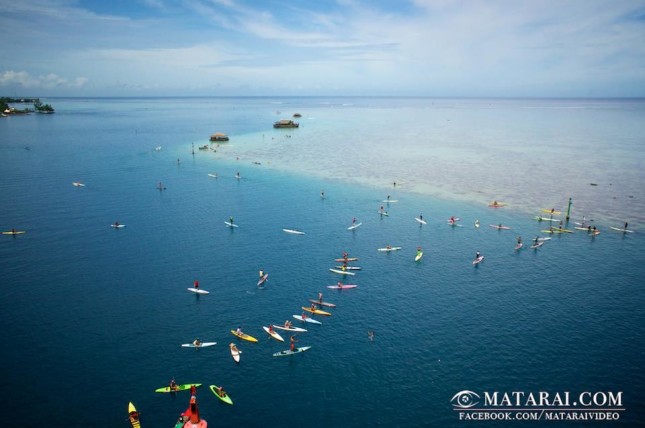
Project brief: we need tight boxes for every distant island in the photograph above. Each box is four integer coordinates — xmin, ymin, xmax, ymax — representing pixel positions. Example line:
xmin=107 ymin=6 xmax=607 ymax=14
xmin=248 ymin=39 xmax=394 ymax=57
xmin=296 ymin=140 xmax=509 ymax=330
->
xmin=1 ymin=97 xmax=55 ymax=115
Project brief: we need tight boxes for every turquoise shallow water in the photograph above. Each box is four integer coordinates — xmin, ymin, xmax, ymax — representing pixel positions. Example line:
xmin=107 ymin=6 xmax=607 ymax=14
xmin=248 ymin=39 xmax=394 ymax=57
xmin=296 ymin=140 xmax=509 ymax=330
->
xmin=0 ymin=97 xmax=643 ymax=427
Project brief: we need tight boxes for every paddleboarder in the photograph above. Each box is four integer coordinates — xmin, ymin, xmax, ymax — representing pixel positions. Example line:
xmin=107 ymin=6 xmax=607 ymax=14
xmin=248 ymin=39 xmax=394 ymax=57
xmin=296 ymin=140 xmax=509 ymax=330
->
xmin=290 ymin=335 xmax=297 ymax=352
xmin=193 ymin=280 xmax=199 ymax=290
xmin=318 ymin=292 xmax=323 ymax=303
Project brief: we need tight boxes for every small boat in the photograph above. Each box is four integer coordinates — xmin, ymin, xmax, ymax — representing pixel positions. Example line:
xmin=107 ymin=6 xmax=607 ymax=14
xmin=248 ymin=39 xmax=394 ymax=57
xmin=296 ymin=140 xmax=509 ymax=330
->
xmin=210 ymin=385 xmax=233 ymax=405
xmin=209 ymin=133 xmax=229 ymax=142
xmin=329 ymin=268 xmax=355 ymax=275
xmin=273 ymin=119 xmax=299 ymax=128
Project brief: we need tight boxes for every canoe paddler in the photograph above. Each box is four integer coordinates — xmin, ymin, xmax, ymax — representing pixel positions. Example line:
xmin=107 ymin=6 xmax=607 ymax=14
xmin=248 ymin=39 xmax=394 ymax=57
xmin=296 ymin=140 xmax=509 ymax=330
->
xmin=310 ymin=303 xmax=317 ymax=312
xmin=193 ymin=338 xmax=201 ymax=347
xmin=169 ymin=378 xmax=178 ymax=391
xmin=337 ymin=281 xmax=343 ymax=289
xmin=284 ymin=320 xmax=292 ymax=328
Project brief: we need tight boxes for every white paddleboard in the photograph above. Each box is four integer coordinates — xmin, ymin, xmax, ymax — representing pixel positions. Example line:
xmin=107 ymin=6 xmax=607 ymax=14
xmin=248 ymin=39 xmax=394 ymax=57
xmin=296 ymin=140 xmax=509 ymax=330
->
xmin=225 ymin=221 xmax=238 ymax=228
xmin=415 ymin=218 xmax=427 ymax=225
xmin=473 ymin=256 xmax=484 ymax=265
xmin=292 ymin=315 xmax=322 ymax=325
xmin=329 ymin=268 xmax=355 ymax=276
xmin=208 ymin=173 xmax=218 ymax=178
xmin=347 ymin=222 xmax=362 ymax=230
xmin=272 ymin=324 xmax=307 ymax=332
xmin=187 ymin=288 xmax=209 ymax=294
xmin=181 ymin=342 xmax=216 ymax=348
xmin=273 ymin=346 xmax=312 ymax=357
xmin=378 ymin=211 xmax=389 ymax=216
xmin=283 ymin=228 xmax=305 ymax=235
xmin=111 ymin=224 xmax=126 ymax=228
xmin=377 ymin=247 xmax=402 ymax=252
xmin=610 ymin=226 xmax=634 ymax=233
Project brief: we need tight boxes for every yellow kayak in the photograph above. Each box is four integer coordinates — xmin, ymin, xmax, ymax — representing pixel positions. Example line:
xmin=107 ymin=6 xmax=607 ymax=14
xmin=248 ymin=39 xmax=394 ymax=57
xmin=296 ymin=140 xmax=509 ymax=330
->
xmin=301 ymin=306 xmax=331 ymax=316
xmin=128 ymin=402 xmax=141 ymax=428
xmin=541 ymin=209 xmax=561 ymax=215
xmin=230 ymin=330 xmax=258 ymax=343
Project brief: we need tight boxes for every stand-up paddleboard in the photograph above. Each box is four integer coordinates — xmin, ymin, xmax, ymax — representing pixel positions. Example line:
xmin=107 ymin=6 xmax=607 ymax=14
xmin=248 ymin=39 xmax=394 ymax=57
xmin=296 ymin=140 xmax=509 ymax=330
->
xmin=2 ymin=230 xmax=25 ymax=235
xmin=181 ymin=342 xmax=216 ymax=348
xmin=415 ymin=251 xmax=423 ymax=262
xmin=378 ymin=211 xmax=390 ymax=216
xmin=229 ymin=343 xmax=241 ymax=363
xmin=474 ymin=221 xmax=480 ymax=228
xmin=155 ymin=384 xmax=202 ymax=393
xmin=334 ymin=257 xmax=358 ymax=262
xmin=447 ymin=222 xmax=463 ymax=227
xmin=415 ymin=217 xmax=427 ymax=225
xmin=224 ymin=221 xmax=238 ymax=228
xmin=283 ymin=228 xmax=305 ymax=235
xmin=292 ymin=315 xmax=322 ymax=325
xmin=210 ymin=385 xmax=234 ymax=405
xmin=347 ymin=222 xmax=362 ymax=230
xmin=382 ymin=199 xmax=398 ymax=203
xmin=301 ymin=306 xmax=331 ymax=316
xmin=72 ymin=182 xmax=85 ymax=187
xmin=329 ymin=268 xmax=355 ymax=275
xmin=128 ymin=402 xmax=141 ymax=428
xmin=257 ymin=273 xmax=268 ymax=286
xmin=541 ymin=209 xmax=561 ymax=215
xmin=488 ymin=202 xmax=506 ymax=208
xmin=187 ymin=288 xmax=209 ymax=294
xmin=308 ymin=299 xmax=336 ymax=308
xmin=263 ymin=326 xmax=285 ymax=342
xmin=472 ymin=256 xmax=484 ymax=265
xmin=208 ymin=173 xmax=218 ymax=178
xmin=515 ymin=243 xmax=523 ymax=250
xmin=490 ymin=225 xmax=512 ymax=230
xmin=272 ymin=324 xmax=307 ymax=332
xmin=111 ymin=224 xmax=126 ymax=228
xmin=377 ymin=246 xmax=402 ymax=252
xmin=610 ymin=226 xmax=634 ymax=233
xmin=534 ymin=216 xmax=559 ymax=222
xmin=530 ymin=242 xmax=544 ymax=249
xmin=334 ymin=265 xmax=361 ymax=270
xmin=273 ymin=346 xmax=312 ymax=357
xmin=542 ymin=228 xmax=573 ymax=234
xmin=326 ymin=284 xmax=357 ymax=290
xmin=231 ymin=330 xmax=258 ymax=343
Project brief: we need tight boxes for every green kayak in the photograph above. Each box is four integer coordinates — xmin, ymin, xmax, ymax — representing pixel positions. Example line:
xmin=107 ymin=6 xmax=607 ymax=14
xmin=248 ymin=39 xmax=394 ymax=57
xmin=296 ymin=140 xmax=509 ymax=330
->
xmin=154 ymin=383 xmax=201 ymax=393
xmin=209 ymin=385 xmax=233 ymax=405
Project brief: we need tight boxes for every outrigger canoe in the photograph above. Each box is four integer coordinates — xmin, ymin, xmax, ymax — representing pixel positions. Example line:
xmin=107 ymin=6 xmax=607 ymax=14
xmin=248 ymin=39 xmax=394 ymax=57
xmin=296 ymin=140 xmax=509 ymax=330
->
xmin=230 ymin=330 xmax=258 ymax=343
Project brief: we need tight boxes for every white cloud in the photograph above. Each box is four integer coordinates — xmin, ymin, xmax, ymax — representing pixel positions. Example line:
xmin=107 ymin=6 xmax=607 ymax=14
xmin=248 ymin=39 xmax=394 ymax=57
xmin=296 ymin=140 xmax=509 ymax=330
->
xmin=0 ymin=70 xmax=88 ymax=89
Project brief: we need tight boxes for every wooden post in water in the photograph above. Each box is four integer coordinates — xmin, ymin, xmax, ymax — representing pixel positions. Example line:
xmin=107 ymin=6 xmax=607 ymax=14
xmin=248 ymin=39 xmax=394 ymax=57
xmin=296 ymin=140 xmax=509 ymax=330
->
xmin=565 ymin=197 xmax=572 ymax=222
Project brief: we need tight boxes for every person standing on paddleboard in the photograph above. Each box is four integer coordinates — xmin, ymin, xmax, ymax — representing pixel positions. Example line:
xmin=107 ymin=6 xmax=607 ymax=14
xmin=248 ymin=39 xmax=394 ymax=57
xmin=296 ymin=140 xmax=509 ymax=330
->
xmin=290 ymin=335 xmax=297 ymax=352
xmin=318 ymin=292 xmax=323 ymax=303
xmin=194 ymin=280 xmax=199 ymax=289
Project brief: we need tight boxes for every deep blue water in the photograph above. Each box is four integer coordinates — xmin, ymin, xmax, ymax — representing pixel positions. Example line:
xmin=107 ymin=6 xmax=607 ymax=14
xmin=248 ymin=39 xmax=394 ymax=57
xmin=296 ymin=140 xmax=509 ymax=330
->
xmin=1 ymin=98 xmax=643 ymax=427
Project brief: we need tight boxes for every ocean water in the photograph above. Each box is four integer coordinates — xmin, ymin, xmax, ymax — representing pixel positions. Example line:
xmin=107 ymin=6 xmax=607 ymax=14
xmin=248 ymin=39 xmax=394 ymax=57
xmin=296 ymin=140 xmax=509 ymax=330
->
xmin=0 ymin=97 xmax=644 ymax=427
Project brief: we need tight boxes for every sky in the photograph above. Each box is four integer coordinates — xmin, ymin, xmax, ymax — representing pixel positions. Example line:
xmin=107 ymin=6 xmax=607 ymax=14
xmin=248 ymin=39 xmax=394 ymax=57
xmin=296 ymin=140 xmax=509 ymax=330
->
xmin=1 ymin=0 xmax=644 ymax=97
